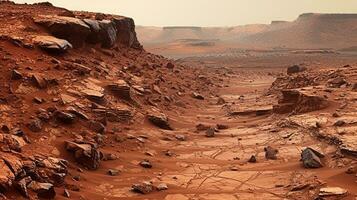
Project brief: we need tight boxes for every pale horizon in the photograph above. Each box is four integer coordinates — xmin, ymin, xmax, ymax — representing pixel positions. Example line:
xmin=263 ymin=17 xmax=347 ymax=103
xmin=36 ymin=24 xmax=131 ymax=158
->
xmin=12 ymin=0 xmax=357 ymax=27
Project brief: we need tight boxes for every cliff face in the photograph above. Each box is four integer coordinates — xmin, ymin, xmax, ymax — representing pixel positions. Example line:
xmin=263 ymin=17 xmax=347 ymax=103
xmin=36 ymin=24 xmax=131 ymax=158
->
xmin=0 ymin=1 xmax=142 ymax=51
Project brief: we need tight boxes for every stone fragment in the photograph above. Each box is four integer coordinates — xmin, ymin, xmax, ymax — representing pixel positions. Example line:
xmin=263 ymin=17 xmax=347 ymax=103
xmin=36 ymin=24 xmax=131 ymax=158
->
xmin=33 ymin=35 xmax=72 ymax=53
xmin=132 ymin=181 xmax=154 ymax=194
xmin=157 ymin=183 xmax=168 ymax=191
xmin=11 ymin=69 xmax=23 ymax=80
xmin=319 ymin=187 xmax=347 ymax=196
xmin=140 ymin=160 xmax=152 ymax=168
xmin=147 ymin=112 xmax=173 ymax=130
xmin=28 ymin=181 xmax=56 ymax=199
xmin=192 ymin=92 xmax=204 ymax=100
xmin=205 ymin=128 xmax=215 ymax=138
xmin=106 ymin=80 xmax=132 ymax=101
xmin=89 ymin=121 xmax=106 ymax=134
xmin=65 ymin=141 xmax=101 ymax=170
xmin=63 ymin=189 xmax=70 ymax=198
xmin=248 ymin=155 xmax=257 ymax=163
xmin=301 ymin=148 xmax=324 ymax=168
xmin=175 ymin=134 xmax=186 ymax=141
xmin=54 ymin=111 xmax=76 ymax=124
xmin=31 ymin=74 xmax=47 ymax=89
xmin=27 ymin=118 xmax=42 ymax=132
xmin=264 ymin=146 xmax=278 ymax=160
xmin=107 ymin=169 xmax=119 ymax=176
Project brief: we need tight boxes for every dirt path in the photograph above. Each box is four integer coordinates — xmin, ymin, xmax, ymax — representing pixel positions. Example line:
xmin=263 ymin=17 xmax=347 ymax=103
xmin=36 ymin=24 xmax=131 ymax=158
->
xmin=69 ymin=69 xmax=355 ymax=200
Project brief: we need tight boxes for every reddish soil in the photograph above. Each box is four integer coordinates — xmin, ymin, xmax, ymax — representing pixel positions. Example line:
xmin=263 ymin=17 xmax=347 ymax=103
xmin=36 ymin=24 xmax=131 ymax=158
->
xmin=0 ymin=2 xmax=356 ymax=200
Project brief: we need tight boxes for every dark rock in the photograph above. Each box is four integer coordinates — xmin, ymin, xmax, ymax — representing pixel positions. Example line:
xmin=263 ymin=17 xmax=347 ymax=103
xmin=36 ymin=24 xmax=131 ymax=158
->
xmin=287 ymin=65 xmax=307 ymax=75
xmin=301 ymin=148 xmax=324 ymax=168
xmin=34 ymin=15 xmax=91 ymax=47
xmin=132 ymin=181 xmax=154 ymax=194
xmin=166 ymin=62 xmax=174 ymax=69
xmin=192 ymin=92 xmax=204 ymax=100
xmin=31 ymin=74 xmax=47 ymax=89
xmin=28 ymin=181 xmax=56 ymax=199
xmin=216 ymin=124 xmax=229 ymax=130
xmin=107 ymin=169 xmax=119 ymax=176
xmin=33 ymin=35 xmax=72 ymax=53
xmin=65 ymin=141 xmax=101 ymax=170
xmin=27 ymin=118 xmax=42 ymax=132
xmin=54 ymin=111 xmax=76 ymax=124
xmin=248 ymin=155 xmax=257 ymax=163
xmin=147 ymin=112 xmax=173 ymax=130
xmin=205 ymin=128 xmax=215 ymax=138
xmin=89 ymin=121 xmax=106 ymax=134
xmin=98 ymin=20 xmax=117 ymax=48
xmin=334 ymin=120 xmax=346 ymax=127
xmin=196 ymin=124 xmax=211 ymax=131
xmin=11 ymin=69 xmax=23 ymax=80
xmin=63 ymin=189 xmax=70 ymax=198
xmin=328 ymin=77 xmax=347 ymax=88
xmin=112 ymin=17 xmax=141 ymax=49
xmin=139 ymin=160 xmax=152 ymax=168
xmin=352 ymin=83 xmax=357 ymax=91
xmin=264 ymin=146 xmax=278 ymax=160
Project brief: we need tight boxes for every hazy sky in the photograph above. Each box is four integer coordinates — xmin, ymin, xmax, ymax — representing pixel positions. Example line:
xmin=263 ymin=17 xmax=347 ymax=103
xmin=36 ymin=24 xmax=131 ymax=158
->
xmin=13 ymin=0 xmax=357 ymax=26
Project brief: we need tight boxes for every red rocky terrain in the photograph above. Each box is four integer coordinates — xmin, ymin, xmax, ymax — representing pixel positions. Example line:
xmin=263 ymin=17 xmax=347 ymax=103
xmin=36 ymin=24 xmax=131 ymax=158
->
xmin=0 ymin=1 xmax=356 ymax=200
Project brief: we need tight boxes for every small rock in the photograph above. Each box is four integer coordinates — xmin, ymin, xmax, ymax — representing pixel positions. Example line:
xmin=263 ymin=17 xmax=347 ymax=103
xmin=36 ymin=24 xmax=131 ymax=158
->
xmin=89 ymin=120 xmax=106 ymax=134
xmin=132 ymin=181 xmax=154 ymax=194
xmin=216 ymin=124 xmax=229 ymax=130
xmin=192 ymin=92 xmax=204 ymax=100
xmin=54 ymin=111 xmax=76 ymax=124
xmin=140 ymin=160 xmax=152 ymax=168
xmin=301 ymin=148 xmax=324 ymax=168
xmin=63 ymin=189 xmax=70 ymax=198
xmin=334 ymin=120 xmax=346 ymax=127
xmin=147 ymin=112 xmax=173 ymax=130
xmin=205 ymin=128 xmax=215 ymax=137
xmin=264 ymin=146 xmax=278 ymax=160
xmin=11 ymin=69 xmax=23 ymax=80
xmin=248 ymin=155 xmax=257 ymax=163
xmin=28 ymin=181 xmax=56 ymax=199
xmin=175 ymin=134 xmax=186 ymax=141
xmin=157 ymin=183 xmax=168 ymax=191
xmin=27 ymin=118 xmax=42 ymax=132
xmin=319 ymin=187 xmax=347 ymax=196
xmin=108 ymin=169 xmax=119 ymax=176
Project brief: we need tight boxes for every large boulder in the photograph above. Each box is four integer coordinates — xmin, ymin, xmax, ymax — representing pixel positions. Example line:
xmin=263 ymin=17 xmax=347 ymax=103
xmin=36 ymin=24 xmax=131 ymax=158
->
xmin=34 ymin=15 xmax=91 ymax=47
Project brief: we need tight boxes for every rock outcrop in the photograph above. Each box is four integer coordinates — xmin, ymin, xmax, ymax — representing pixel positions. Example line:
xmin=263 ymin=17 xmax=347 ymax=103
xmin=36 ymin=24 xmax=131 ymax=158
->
xmin=33 ymin=14 xmax=141 ymax=49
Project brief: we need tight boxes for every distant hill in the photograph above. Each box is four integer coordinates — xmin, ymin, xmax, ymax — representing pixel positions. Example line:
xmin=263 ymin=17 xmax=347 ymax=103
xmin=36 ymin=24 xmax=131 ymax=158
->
xmin=137 ymin=13 xmax=357 ymax=53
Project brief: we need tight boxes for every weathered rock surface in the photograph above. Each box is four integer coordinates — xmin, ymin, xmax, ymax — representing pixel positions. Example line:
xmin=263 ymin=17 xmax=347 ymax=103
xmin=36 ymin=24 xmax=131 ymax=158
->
xmin=33 ymin=35 xmax=72 ymax=53
xmin=301 ymin=148 xmax=324 ymax=168
xmin=147 ymin=111 xmax=173 ymax=130
xmin=65 ymin=141 xmax=101 ymax=170
xmin=273 ymin=89 xmax=329 ymax=114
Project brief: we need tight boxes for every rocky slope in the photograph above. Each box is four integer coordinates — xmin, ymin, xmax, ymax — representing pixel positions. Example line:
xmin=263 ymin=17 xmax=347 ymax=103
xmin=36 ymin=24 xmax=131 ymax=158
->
xmin=0 ymin=2 xmax=221 ymax=199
